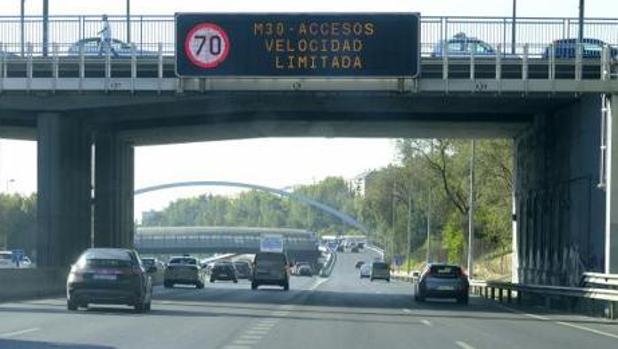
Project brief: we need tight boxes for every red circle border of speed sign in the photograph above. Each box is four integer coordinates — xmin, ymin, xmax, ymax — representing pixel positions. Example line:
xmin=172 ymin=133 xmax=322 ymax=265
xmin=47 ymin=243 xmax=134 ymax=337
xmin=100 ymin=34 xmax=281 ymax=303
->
xmin=184 ymin=23 xmax=230 ymax=69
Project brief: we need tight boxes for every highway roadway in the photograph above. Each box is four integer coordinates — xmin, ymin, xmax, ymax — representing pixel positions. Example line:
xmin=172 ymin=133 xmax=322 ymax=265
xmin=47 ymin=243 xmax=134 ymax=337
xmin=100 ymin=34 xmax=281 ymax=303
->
xmin=1 ymin=251 xmax=617 ymax=349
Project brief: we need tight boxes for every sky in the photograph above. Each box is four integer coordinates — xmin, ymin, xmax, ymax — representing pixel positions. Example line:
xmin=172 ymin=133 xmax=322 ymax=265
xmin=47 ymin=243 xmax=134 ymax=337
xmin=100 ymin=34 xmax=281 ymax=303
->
xmin=0 ymin=0 xmax=616 ymax=219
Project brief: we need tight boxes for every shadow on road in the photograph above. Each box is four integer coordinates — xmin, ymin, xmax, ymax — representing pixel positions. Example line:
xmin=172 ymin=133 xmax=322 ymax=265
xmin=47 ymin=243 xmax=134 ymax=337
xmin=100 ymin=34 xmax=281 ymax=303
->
xmin=0 ymin=339 xmax=114 ymax=349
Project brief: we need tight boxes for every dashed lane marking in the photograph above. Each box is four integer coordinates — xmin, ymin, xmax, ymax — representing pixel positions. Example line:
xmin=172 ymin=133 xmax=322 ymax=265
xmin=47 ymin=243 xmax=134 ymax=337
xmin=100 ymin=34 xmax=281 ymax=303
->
xmin=421 ymin=319 xmax=433 ymax=327
xmin=455 ymin=340 xmax=476 ymax=349
xmin=0 ymin=328 xmax=40 ymax=338
xmin=222 ymin=345 xmax=251 ymax=349
xmin=491 ymin=302 xmax=618 ymax=340
xmin=309 ymin=277 xmax=329 ymax=291
xmin=402 ymin=308 xmax=411 ymax=313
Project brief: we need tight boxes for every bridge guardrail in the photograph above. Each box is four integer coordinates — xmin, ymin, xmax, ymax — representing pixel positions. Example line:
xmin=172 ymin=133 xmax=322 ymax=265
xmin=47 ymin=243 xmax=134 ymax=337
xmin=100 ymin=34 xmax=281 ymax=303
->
xmin=1 ymin=15 xmax=618 ymax=57
xmin=391 ymin=272 xmax=618 ymax=319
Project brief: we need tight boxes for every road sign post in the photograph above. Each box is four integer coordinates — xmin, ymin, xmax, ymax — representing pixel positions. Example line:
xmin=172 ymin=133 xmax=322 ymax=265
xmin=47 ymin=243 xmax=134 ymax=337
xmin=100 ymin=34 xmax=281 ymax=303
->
xmin=176 ymin=13 xmax=420 ymax=77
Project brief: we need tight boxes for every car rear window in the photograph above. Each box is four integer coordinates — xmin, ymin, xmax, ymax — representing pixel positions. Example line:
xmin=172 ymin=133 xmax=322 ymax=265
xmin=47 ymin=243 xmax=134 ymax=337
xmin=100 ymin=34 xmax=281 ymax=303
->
xmin=86 ymin=259 xmax=133 ymax=268
xmin=372 ymin=262 xmax=388 ymax=270
xmin=0 ymin=253 xmax=12 ymax=260
xmin=169 ymin=258 xmax=197 ymax=265
xmin=255 ymin=253 xmax=286 ymax=265
xmin=430 ymin=265 xmax=461 ymax=277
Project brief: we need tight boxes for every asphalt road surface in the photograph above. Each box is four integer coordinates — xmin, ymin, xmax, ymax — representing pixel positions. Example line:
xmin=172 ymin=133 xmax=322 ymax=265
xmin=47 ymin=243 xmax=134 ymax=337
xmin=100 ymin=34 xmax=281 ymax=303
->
xmin=1 ymin=251 xmax=618 ymax=349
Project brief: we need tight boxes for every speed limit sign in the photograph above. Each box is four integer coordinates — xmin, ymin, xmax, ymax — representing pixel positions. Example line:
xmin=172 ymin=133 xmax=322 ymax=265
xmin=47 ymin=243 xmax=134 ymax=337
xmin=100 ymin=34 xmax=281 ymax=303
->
xmin=184 ymin=23 xmax=230 ymax=69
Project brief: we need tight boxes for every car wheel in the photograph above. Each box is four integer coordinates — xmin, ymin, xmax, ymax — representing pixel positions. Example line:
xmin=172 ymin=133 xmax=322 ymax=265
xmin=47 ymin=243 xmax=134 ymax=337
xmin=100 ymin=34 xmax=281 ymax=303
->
xmin=233 ymin=279 xmax=238 ymax=283
xmin=196 ymin=281 xmax=204 ymax=289
xmin=283 ymin=282 xmax=289 ymax=291
xmin=251 ymin=282 xmax=258 ymax=290
xmin=386 ymin=278 xmax=391 ymax=282
xmin=163 ymin=281 xmax=172 ymax=288
xmin=134 ymin=301 xmax=146 ymax=313
xmin=370 ymin=278 xmax=374 ymax=282
xmin=144 ymin=301 xmax=152 ymax=312
xmin=457 ymin=294 xmax=469 ymax=305
xmin=67 ymin=299 xmax=78 ymax=311
xmin=210 ymin=277 xmax=215 ymax=283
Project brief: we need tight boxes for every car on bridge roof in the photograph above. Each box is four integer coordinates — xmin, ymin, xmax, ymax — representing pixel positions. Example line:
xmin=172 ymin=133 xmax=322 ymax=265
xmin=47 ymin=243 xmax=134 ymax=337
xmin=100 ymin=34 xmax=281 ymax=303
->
xmin=414 ymin=263 xmax=469 ymax=304
xmin=67 ymin=37 xmax=157 ymax=57
xmin=66 ymin=248 xmax=152 ymax=312
xmin=164 ymin=255 xmax=206 ymax=289
xmin=431 ymin=32 xmax=496 ymax=57
xmin=543 ymin=38 xmax=618 ymax=59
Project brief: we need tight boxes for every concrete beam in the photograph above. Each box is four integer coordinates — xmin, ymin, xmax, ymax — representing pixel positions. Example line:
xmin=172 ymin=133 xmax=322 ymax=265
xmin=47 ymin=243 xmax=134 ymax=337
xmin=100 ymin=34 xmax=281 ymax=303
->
xmin=93 ymin=130 xmax=134 ymax=248
xmin=36 ymin=113 xmax=91 ymax=267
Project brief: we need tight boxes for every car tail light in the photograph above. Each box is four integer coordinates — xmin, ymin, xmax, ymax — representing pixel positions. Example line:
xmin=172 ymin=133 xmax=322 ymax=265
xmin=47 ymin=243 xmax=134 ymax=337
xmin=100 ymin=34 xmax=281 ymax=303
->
xmin=458 ymin=268 xmax=468 ymax=278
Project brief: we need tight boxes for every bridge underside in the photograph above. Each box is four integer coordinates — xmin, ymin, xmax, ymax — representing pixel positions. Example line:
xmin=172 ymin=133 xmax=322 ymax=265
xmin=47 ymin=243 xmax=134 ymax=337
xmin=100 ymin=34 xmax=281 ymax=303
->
xmin=1 ymin=91 xmax=617 ymax=284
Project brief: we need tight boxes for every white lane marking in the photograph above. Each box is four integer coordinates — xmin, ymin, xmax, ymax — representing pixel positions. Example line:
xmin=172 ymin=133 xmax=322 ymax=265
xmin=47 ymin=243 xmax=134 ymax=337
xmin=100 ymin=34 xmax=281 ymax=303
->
xmin=0 ymin=328 xmax=40 ymax=338
xmin=309 ymin=277 xmax=329 ymax=291
xmin=555 ymin=321 xmax=618 ymax=340
xmin=402 ymin=308 xmax=411 ymax=313
xmin=455 ymin=340 xmax=476 ymax=349
xmin=223 ymin=345 xmax=251 ymax=349
xmin=232 ymin=340 xmax=258 ymax=345
xmin=244 ymin=330 xmax=270 ymax=335
xmin=421 ymin=319 xmax=433 ymax=327
xmin=239 ymin=335 xmax=263 ymax=340
xmin=491 ymin=302 xmax=618 ymax=340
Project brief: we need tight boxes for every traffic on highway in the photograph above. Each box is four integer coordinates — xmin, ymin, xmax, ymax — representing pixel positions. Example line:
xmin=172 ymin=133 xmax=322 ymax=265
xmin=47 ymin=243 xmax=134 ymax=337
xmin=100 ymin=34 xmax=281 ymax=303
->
xmin=2 ymin=244 xmax=618 ymax=348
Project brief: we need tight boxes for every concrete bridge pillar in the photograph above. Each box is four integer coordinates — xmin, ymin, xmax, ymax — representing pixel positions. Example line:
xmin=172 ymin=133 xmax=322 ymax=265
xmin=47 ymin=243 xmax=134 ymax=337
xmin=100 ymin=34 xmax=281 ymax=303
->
xmin=93 ymin=130 xmax=134 ymax=248
xmin=606 ymin=95 xmax=618 ymax=273
xmin=36 ymin=113 xmax=92 ymax=267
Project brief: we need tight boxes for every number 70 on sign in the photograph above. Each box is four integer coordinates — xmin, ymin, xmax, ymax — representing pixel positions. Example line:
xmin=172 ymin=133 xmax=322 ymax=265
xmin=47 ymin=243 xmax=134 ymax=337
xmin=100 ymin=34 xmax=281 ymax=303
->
xmin=184 ymin=23 xmax=231 ymax=69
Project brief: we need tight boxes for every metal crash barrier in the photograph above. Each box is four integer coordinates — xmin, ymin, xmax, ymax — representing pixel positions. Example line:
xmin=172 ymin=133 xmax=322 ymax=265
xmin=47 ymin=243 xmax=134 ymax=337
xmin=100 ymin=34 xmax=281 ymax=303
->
xmin=391 ymin=272 xmax=618 ymax=319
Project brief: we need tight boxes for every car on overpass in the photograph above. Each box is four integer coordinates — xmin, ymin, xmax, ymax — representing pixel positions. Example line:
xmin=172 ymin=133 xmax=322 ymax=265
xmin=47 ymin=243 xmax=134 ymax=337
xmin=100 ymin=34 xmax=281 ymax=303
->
xmin=251 ymin=252 xmax=291 ymax=291
xmin=543 ymin=38 xmax=618 ymax=59
xmin=66 ymin=248 xmax=153 ymax=312
xmin=413 ymin=263 xmax=470 ymax=304
xmin=431 ymin=32 xmax=496 ymax=57
xmin=210 ymin=261 xmax=238 ymax=283
xmin=67 ymin=37 xmax=156 ymax=57
xmin=164 ymin=256 xmax=206 ymax=289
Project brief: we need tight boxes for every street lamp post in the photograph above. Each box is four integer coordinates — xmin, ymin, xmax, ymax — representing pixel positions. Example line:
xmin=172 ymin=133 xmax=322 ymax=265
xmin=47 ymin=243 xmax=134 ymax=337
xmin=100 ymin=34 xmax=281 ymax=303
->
xmin=6 ymin=179 xmax=15 ymax=193
xmin=511 ymin=0 xmax=517 ymax=54
xmin=467 ymin=141 xmax=476 ymax=278
xmin=20 ymin=0 xmax=26 ymax=56
xmin=42 ymin=0 xmax=49 ymax=56
xmin=578 ymin=0 xmax=585 ymax=43
xmin=126 ymin=0 xmax=131 ymax=43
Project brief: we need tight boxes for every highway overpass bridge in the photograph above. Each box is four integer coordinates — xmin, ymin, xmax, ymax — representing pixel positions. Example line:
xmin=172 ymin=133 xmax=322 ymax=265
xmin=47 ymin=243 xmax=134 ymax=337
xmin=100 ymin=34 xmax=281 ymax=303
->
xmin=134 ymin=226 xmax=321 ymax=263
xmin=0 ymin=14 xmax=617 ymax=289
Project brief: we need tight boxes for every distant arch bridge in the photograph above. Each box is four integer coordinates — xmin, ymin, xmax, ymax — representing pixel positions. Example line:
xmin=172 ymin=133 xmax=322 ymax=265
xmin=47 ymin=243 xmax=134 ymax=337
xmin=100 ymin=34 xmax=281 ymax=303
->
xmin=134 ymin=181 xmax=369 ymax=233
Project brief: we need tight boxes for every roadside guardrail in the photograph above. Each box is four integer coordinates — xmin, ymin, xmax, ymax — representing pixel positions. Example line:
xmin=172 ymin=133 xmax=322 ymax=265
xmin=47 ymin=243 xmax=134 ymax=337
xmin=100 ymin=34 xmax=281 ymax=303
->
xmin=391 ymin=271 xmax=618 ymax=319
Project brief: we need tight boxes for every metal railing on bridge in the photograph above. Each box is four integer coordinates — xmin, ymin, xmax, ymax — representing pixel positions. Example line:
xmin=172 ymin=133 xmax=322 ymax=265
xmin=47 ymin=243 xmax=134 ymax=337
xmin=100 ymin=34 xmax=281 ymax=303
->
xmin=1 ymin=15 xmax=618 ymax=57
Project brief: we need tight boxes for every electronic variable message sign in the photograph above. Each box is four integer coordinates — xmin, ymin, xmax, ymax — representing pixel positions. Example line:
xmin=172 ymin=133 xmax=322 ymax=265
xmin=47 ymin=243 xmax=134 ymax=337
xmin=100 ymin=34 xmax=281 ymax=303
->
xmin=176 ymin=13 xmax=420 ymax=77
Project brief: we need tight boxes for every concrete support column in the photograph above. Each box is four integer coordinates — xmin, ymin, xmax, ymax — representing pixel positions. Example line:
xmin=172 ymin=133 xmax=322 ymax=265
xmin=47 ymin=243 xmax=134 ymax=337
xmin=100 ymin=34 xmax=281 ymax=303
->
xmin=606 ymin=95 xmax=618 ymax=273
xmin=93 ymin=131 xmax=134 ymax=248
xmin=37 ymin=113 xmax=91 ymax=267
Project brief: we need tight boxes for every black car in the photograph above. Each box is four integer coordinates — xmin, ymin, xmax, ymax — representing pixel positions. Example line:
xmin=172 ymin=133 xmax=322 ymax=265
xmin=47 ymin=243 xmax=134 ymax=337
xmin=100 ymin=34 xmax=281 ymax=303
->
xmin=210 ymin=262 xmax=238 ymax=283
xmin=251 ymin=252 xmax=291 ymax=291
xmin=233 ymin=261 xmax=253 ymax=280
xmin=355 ymin=261 xmax=365 ymax=269
xmin=66 ymin=248 xmax=152 ymax=312
xmin=544 ymin=38 xmax=618 ymax=59
xmin=414 ymin=263 xmax=469 ymax=304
